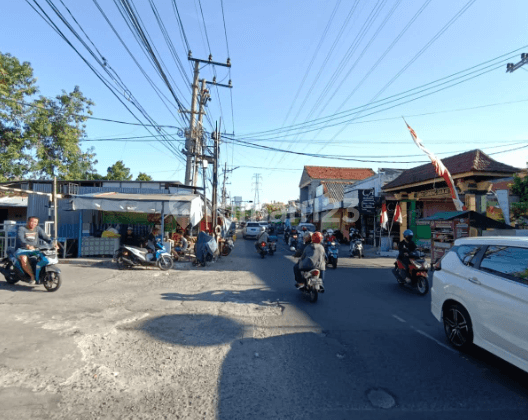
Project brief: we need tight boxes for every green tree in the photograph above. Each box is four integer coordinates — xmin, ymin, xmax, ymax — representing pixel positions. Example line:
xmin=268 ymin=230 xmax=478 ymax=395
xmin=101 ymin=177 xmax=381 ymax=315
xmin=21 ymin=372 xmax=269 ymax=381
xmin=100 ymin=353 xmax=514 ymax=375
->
xmin=511 ymin=175 xmax=528 ymax=223
xmin=26 ymin=86 xmax=95 ymax=179
xmin=136 ymin=172 xmax=152 ymax=181
xmin=105 ymin=160 xmax=133 ymax=180
xmin=0 ymin=52 xmax=37 ymax=181
xmin=1 ymin=52 xmax=97 ymax=181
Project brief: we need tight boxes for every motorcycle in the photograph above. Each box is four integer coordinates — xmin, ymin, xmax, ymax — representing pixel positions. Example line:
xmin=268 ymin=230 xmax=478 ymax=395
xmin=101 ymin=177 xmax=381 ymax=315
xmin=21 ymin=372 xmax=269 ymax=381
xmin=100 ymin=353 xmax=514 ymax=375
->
xmin=256 ymin=241 xmax=269 ymax=259
xmin=392 ymin=250 xmax=430 ymax=295
xmin=325 ymin=241 xmax=339 ymax=269
xmin=289 ymin=231 xmax=299 ymax=252
xmin=284 ymin=229 xmax=290 ymax=244
xmin=113 ymin=238 xmax=173 ymax=270
xmin=268 ymin=236 xmax=277 ymax=256
xmin=220 ymin=238 xmax=235 ymax=256
xmin=297 ymin=269 xmax=325 ymax=303
xmin=349 ymin=238 xmax=364 ymax=258
xmin=1 ymin=244 xmax=62 ymax=292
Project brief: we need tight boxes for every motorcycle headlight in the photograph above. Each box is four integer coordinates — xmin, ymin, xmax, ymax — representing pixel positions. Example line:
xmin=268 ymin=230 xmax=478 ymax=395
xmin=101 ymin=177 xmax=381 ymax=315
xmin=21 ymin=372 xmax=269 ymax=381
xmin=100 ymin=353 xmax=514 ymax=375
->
xmin=331 ymin=242 xmax=336 ymax=246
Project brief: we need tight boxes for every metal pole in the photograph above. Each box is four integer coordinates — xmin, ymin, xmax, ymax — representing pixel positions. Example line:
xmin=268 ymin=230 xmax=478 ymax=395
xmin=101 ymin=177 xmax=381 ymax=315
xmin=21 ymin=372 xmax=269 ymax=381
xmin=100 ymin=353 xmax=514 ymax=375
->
xmin=185 ymin=60 xmax=200 ymax=186
xmin=203 ymin=163 xmax=207 ymax=232
xmin=212 ymin=120 xmax=219 ymax=237
xmin=53 ymin=177 xmax=58 ymax=241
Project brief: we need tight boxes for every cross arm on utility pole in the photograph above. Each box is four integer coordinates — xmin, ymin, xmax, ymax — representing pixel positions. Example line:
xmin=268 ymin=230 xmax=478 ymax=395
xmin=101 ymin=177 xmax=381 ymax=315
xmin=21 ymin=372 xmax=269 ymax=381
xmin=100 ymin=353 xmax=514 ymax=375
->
xmin=506 ymin=53 xmax=528 ymax=73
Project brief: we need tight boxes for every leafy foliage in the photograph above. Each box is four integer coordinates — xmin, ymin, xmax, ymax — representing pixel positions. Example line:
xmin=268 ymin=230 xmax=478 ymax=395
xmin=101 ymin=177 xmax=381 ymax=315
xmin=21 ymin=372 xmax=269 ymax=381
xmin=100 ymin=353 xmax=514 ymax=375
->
xmin=1 ymin=52 xmax=97 ymax=181
xmin=105 ymin=160 xmax=133 ymax=181
xmin=0 ymin=53 xmax=37 ymax=181
xmin=136 ymin=172 xmax=153 ymax=181
xmin=511 ymin=175 xmax=528 ymax=202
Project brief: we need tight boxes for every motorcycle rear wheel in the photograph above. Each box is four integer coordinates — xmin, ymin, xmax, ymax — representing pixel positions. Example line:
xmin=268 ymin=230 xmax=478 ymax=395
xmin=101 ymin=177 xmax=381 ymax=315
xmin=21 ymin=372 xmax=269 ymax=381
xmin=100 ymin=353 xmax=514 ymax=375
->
xmin=308 ymin=289 xmax=318 ymax=303
xmin=43 ymin=272 xmax=61 ymax=292
xmin=416 ymin=275 xmax=429 ymax=295
xmin=3 ymin=263 xmax=19 ymax=284
xmin=157 ymin=255 xmax=174 ymax=271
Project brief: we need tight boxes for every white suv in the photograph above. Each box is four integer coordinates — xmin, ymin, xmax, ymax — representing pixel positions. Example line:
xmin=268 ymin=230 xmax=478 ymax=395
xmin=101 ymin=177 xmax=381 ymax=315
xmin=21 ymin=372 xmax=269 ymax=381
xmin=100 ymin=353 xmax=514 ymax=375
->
xmin=243 ymin=222 xmax=263 ymax=239
xmin=431 ymin=237 xmax=528 ymax=373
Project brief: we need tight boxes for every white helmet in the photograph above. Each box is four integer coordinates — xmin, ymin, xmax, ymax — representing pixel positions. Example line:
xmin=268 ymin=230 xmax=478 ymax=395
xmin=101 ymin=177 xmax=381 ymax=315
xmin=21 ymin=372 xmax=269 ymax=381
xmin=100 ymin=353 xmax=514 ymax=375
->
xmin=326 ymin=229 xmax=334 ymax=235
xmin=303 ymin=232 xmax=312 ymax=243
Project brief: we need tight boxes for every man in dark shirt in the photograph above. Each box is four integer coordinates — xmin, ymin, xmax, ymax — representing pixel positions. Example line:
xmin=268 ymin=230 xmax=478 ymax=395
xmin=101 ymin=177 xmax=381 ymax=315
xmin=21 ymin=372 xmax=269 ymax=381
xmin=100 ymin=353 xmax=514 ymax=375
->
xmin=16 ymin=216 xmax=52 ymax=284
xmin=122 ymin=227 xmax=138 ymax=246
xmin=398 ymin=229 xmax=417 ymax=273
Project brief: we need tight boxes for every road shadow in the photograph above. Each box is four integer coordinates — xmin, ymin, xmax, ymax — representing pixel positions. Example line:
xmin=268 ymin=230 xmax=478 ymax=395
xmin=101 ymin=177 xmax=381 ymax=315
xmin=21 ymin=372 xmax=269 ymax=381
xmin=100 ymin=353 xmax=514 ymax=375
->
xmin=161 ymin=288 xmax=287 ymax=307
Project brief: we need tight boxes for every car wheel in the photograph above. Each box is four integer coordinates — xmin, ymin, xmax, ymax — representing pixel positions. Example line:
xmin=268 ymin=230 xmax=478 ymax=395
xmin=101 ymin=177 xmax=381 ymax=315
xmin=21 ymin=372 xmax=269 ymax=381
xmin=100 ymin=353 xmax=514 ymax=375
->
xmin=443 ymin=303 xmax=473 ymax=351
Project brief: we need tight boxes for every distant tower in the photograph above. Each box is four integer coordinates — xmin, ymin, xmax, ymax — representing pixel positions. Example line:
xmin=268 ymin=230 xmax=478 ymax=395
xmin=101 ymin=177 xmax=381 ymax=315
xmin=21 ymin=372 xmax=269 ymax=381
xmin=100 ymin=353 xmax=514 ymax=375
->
xmin=252 ymin=173 xmax=262 ymax=213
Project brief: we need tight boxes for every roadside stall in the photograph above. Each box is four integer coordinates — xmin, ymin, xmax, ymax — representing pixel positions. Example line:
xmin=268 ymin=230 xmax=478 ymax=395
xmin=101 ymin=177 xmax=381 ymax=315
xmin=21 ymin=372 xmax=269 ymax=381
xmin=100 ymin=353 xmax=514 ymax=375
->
xmin=70 ymin=192 xmax=204 ymax=257
xmin=421 ymin=210 xmax=514 ymax=263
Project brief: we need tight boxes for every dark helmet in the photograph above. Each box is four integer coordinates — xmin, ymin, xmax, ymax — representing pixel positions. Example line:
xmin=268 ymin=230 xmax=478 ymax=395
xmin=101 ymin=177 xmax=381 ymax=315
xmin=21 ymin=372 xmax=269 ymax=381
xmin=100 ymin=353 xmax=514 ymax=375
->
xmin=312 ymin=232 xmax=323 ymax=244
xmin=403 ymin=229 xmax=414 ymax=240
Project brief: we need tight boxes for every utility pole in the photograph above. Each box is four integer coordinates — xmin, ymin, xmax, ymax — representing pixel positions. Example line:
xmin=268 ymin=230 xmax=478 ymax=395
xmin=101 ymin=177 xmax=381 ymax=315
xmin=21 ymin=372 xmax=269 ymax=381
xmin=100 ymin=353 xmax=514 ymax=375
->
xmin=222 ymin=162 xmax=227 ymax=209
xmin=506 ymin=53 xmax=528 ymax=73
xmin=52 ymin=177 xmax=58 ymax=241
xmin=212 ymin=119 xmax=220 ymax=236
xmin=183 ymin=52 xmax=232 ymax=186
xmin=252 ymin=173 xmax=262 ymax=217
xmin=193 ymin=79 xmax=210 ymax=186
xmin=184 ymin=60 xmax=200 ymax=186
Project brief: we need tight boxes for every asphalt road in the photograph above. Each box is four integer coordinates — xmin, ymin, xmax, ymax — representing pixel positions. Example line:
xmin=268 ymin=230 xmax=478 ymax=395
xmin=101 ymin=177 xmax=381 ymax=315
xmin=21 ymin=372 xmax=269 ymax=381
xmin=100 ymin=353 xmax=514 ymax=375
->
xmin=223 ymin=233 xmax=528 ymax=419
xmin=0 ymin=233 xmax=527 ymax=419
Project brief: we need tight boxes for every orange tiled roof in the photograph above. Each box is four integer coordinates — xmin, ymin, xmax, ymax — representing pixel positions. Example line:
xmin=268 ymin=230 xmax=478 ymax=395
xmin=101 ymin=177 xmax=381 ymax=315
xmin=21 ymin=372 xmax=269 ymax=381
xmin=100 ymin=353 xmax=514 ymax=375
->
xmin=304 ymin=166 xmax=375 ymax=181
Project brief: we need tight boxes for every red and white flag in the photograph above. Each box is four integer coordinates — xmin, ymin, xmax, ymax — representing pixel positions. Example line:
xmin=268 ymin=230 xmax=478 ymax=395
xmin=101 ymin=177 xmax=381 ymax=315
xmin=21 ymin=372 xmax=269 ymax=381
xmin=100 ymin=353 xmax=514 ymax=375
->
xmin=404 ymin=120 xmax=465 ymax=212
xmin=393 ymin=203 xmax=403 ymax=224
xmin=380 ymin=203 xmax=388 ymax=230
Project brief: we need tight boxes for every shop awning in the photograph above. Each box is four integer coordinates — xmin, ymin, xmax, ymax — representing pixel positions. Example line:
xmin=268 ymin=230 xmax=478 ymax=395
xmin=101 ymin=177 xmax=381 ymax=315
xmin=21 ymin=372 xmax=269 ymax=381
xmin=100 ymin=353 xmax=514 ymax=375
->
xmin=421 ymin=211 xmax=514 ymax=230
xmin=70 ymin=192 xmax=204 ymax=226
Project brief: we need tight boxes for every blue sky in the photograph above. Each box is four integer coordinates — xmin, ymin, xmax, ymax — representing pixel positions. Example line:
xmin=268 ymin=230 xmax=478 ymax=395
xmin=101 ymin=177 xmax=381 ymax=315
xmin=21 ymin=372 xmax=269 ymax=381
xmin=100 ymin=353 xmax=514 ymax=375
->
xmin=3 ymin=1 xmax=528 ymax=204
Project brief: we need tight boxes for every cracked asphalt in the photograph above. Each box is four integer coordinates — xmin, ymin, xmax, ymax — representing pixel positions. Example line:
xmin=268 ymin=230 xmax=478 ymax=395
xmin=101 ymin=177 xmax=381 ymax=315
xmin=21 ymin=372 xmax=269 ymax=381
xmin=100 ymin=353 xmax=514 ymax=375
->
xmin=1 ymin=233 xmax=527 ymax=419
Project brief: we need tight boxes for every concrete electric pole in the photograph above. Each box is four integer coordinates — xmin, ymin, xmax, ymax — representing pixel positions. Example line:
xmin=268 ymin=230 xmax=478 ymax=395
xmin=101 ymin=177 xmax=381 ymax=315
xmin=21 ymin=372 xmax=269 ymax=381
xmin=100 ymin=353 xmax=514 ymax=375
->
xmin=183 ymin=52 xmax=232 ymax=187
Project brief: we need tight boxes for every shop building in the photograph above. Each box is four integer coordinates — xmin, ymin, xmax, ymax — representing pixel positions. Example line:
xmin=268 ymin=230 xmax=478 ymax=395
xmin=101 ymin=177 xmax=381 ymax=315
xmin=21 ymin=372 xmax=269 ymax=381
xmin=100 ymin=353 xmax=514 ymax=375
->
xmin=343 ymin=169 xmax=405 ymax=246
xmin=382 ymin=149 xmax=519 ymax=244
xmin=299 ymin=166 xmax=375 ymax=230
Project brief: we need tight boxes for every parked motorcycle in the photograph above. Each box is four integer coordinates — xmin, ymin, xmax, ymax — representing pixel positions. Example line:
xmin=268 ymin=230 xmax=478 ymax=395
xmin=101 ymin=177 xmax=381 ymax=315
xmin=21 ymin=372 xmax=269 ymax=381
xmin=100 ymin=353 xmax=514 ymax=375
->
xmin=325 ymin=241 xmax=339 ymax=269
xmin=113 ymin=239 xmax=173 ymax=270
xmin=1 ymin=244 xmax=62 ymax=292
xmin=296 ymin=269 xmax=325 ymax=303
xmin=220 ymin=238 xmax=235 ymax=256
xmin=349 ymin=238 xmax=364 ymax=258
xmin=392 ymin=250 xmax=430 ymax=295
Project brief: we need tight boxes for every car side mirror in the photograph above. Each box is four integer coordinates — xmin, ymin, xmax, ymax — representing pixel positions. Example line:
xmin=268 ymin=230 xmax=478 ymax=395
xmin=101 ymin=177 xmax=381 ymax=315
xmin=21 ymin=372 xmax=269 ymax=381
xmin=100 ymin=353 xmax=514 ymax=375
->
xmin=463 ymin=255 xmax=474 ymax=267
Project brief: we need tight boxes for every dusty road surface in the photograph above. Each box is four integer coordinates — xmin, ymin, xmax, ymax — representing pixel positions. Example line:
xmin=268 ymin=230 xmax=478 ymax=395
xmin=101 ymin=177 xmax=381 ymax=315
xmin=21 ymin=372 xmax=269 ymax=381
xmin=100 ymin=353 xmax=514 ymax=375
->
xmin=1 ymin=236 xmax=528 ymax=420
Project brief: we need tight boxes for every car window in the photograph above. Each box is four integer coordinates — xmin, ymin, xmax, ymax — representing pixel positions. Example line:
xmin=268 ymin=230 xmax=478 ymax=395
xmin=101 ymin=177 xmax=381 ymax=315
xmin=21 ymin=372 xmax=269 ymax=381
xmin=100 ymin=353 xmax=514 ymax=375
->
xmin=247 ymin=223 xmax=259 ymax=227
xmin=454 ymin=245 xmax=482 ymax=267
xmin=479 ymin=246 xmax=528 ymax=285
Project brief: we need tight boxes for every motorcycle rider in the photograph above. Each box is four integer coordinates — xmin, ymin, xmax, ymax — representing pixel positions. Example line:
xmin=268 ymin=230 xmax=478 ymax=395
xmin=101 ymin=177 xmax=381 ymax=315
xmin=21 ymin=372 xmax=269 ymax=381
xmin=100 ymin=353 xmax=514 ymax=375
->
xmin=294 ymin=231 xmax=326 ymax=288
xmin=349 ymin=227 xmax=362 ymax=241
xmin=255 ymin=226 xmax=269 ymax=253
xmin=294 ymin=231 xmax=312 ymax=258
xmin=398 ymin=229 xmax=417 ymax=275
xmin=122 ymin=227 xmax=138 ymax=247
xmin=16 ymin=216 xmax=53 ymax=284
xmin=146 ymin=227 xmax=160 ymax=260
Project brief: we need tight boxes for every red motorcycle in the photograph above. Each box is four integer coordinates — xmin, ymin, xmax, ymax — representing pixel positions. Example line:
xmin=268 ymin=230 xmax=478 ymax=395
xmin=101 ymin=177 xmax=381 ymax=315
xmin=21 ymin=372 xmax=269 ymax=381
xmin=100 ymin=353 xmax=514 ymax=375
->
xmin=392 ymin=250 xmax=430 ymax=295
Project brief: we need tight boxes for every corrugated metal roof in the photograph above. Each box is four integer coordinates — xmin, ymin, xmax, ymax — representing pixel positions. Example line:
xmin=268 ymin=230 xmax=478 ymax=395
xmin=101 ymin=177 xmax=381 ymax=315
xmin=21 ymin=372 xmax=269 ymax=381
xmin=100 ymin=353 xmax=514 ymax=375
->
xmin=0 ymin=197 xmax=28 ymax=207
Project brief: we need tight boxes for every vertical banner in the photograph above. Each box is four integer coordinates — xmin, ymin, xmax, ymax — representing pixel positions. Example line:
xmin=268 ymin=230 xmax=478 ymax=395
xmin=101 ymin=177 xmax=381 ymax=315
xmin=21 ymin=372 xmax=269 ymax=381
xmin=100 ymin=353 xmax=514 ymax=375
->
xmin=404 ymin=120 xmax=465 ymax=211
